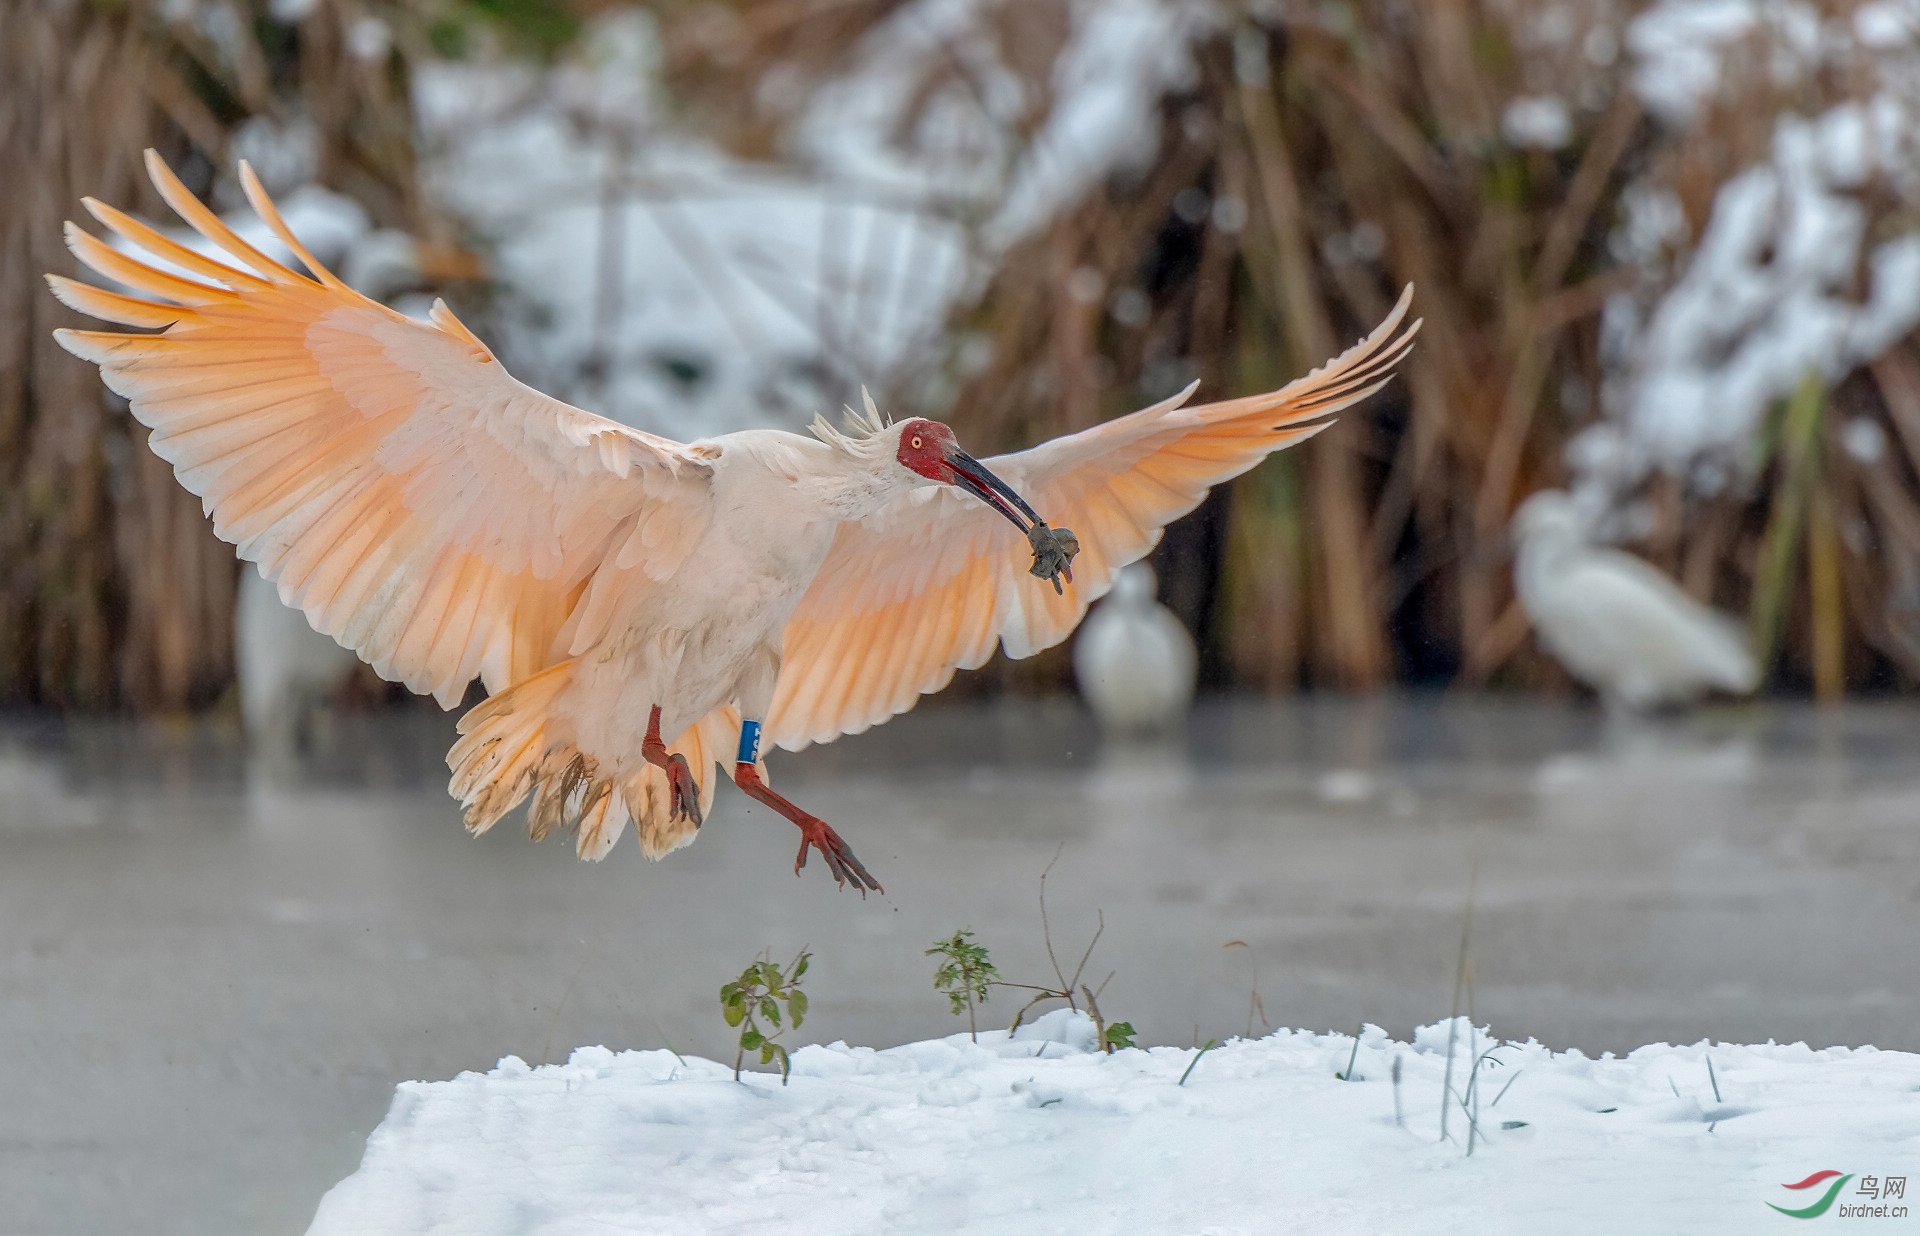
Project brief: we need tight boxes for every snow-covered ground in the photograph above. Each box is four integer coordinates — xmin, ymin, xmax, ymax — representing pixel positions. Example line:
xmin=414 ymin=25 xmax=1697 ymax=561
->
xmin=309 ymin=1009 xmax=1920 ymax=1234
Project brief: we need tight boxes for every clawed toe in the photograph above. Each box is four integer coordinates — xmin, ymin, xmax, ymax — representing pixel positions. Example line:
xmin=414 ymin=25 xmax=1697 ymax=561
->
xmin=642 ymin=707 xmax=702 ymax=827
xmin=734 ymin=760 xmax=881 ymax=896
xmin=666 ymin=753 xmax=702 ymax=827
xmin=794 ymin=819 xmax=882 ymax=895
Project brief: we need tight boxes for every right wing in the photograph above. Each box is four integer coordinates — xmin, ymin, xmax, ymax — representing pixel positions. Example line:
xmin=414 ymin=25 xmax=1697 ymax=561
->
xmin=767 ymin=287 xmax=1419 ymax=749
xmin=50 ymin=151 xmax=713 ymax=706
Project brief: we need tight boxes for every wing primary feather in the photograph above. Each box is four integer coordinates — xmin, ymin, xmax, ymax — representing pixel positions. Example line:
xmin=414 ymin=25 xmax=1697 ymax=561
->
xmin=1290 ymin=284 xmax=1417 ymax=386
xmin=64 ymin=225 xmax=238 ymax=306
xmin=1279 ymin=341 xmax=1416 ymax=413
xmin=1275 ymin=378 xmax=1397 ymax=428
xmin=1282 ymin=331 xmax=1420 ymax=410
xmin=142 ymin=148 xmax=292 ymax=282
xmin=45 ymin=274 xmax=190 ymax=328
xmin=237 ymin=160 xmax=357 ymax=294
xmin=81 ymin=197 xmax=276 ymax=291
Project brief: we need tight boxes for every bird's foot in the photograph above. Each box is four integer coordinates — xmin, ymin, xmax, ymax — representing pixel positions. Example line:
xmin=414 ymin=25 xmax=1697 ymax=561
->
xmin=792 ymin=814 xmax=882 ymax=895
xmin=666 ymin=753 xmax=702 ymax=827
xmin=643 ymin=705 xmax=703 ymax=828
xmin=733 ymin=761 xmax=882 ymax=895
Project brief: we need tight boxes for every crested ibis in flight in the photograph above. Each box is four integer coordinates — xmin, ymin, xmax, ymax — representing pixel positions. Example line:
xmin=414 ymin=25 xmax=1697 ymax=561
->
xmin=50 ymin=152 xmax=1419 ymax=894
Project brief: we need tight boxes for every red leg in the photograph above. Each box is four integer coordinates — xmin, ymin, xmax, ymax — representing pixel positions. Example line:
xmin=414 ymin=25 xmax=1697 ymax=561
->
xmin=732 ymin=762 xmax=882 ymax=895
xmin=641 ymin=706 xmax=702 ymax=827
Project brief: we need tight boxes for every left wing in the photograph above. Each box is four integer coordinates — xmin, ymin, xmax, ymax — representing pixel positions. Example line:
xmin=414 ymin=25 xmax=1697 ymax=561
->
xmin=765 ymin=286 xmax=1420 ymax=750
xmin=49 ymin=152 xmax=714 ymax=707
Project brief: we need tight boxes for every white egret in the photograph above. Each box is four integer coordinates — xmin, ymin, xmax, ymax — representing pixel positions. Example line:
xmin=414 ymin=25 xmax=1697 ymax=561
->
xmin=1513 ymin=490 xmax=1758 ymax=710
xmin=1073 ymin=562 xmax=1197 ymax=735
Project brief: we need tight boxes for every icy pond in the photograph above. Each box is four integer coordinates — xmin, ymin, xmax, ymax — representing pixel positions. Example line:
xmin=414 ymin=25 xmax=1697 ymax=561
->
xmin=3 ymin=695 xmax=1919 ymax=1233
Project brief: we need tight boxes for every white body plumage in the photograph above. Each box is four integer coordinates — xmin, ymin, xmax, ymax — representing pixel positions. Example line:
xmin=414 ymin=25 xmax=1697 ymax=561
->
xmin=1514 ymin=490 xmax=1759 ymax=711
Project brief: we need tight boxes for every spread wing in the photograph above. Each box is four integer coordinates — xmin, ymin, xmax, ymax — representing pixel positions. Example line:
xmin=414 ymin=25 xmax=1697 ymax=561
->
xmin=50 ymin=151 xmax=712 ymax=706
xmin=766 ymin=286 xmax=1419 ymax=750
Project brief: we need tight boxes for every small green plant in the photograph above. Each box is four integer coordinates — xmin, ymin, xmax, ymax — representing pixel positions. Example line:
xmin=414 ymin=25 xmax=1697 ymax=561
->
xmin=927 ymin=928 xmax=999 ymax=1041
xmin=1101 ymin=1020 xmax=1136 ymax=1051
xmin=720 ymin=947 xmax=810 ymax=1084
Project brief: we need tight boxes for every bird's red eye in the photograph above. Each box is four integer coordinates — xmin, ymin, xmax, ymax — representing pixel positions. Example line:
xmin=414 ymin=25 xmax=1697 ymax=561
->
xmin=911 ymin=435 xmax=923 ymax=450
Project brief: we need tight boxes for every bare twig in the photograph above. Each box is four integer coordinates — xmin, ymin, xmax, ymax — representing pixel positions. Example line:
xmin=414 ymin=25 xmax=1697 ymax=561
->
xmin=1222 ymin=940 xmax=1268 ymax=1040
xmin=999 ymin=853 xmax=1128 ymax=1050
xmin=540 ymin=957 xmax=591 ymax=1066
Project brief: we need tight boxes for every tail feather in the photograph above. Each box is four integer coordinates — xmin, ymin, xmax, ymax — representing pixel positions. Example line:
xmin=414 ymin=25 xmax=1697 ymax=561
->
xmin=448 ymin=661 xmax=631 ymax=860
xmin=448 ymin=660 xmax=580 ymax=837
xmin=447 ymin=661 xmax=740 ymax=862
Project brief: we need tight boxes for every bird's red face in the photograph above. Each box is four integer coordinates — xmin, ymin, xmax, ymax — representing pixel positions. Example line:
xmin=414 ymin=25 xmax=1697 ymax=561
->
xmin=895 ymin=418 xmax=1042 ymax=533
xmin=894 ymin=419 xmax=958 ymax=480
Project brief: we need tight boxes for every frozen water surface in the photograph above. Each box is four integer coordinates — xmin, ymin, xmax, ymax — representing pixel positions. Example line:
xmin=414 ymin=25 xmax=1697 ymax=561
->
xmin=2 ymin=695 xmax=1919 ymax=1232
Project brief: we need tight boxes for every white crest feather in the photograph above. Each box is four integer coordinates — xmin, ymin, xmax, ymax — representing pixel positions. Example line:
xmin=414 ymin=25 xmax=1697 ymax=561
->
xmin=809 ymin=385 xmax=894 ymax=455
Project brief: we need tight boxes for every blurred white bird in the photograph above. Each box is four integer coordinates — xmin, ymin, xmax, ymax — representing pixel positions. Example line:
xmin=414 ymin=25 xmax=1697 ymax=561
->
xmin=52 ymin=152 xmax=1417 ymax=893
xmin=236 ymin=569 xmax=359 ymax=745
xmin=1073 ymin=563 xmax=1196 ymax=735
xmin=1513 ymin=490 xmax=1759 ymax=711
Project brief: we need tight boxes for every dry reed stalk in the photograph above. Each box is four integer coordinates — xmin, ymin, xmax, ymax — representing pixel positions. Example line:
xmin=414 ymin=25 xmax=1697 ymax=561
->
xmin=1808 ymin=486 xmax=1847 ymax=704
xmin=2 ymin=0 xmax=191 ymax=709
xmin=1234 ymin=53 xmax=1386 ymax=686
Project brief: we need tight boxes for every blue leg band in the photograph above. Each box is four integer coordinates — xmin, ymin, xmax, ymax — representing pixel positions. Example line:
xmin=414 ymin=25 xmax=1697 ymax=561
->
xmin=736 ymin=719 xmax=762 ymax=765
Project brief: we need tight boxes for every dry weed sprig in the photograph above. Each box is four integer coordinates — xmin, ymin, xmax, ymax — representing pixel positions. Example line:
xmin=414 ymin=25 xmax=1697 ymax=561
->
xmin=994 ymin=853 xmax=1133 ymax=1052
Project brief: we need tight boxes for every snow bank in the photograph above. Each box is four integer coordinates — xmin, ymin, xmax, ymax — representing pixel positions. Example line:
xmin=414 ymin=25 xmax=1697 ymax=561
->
xmin=309 ymin=1010 xmax=1920 ymax=1234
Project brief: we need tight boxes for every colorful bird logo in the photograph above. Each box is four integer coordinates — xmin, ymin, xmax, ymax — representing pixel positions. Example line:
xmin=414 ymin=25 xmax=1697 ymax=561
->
xmin=1768 ymin=1171 xmax=1853 ymax=1218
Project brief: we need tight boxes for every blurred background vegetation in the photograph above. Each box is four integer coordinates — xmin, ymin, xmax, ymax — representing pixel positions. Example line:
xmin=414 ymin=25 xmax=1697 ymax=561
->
xmin=9 ymin=0 xmax=1920 ymax=713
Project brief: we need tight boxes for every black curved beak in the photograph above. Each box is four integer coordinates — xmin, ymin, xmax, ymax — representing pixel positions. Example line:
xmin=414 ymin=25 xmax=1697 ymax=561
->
xmin=947 ymin=450 xmax=1042 ymax=533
